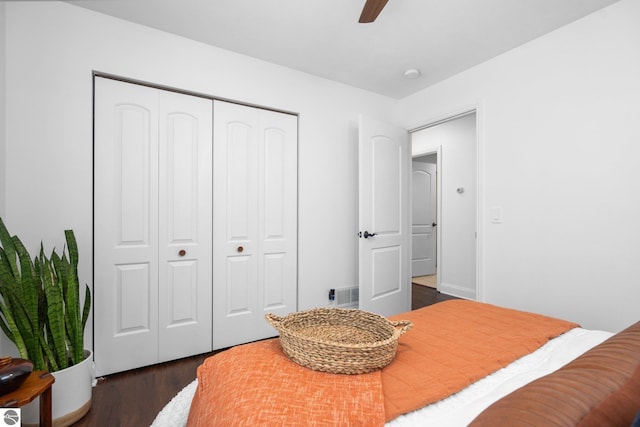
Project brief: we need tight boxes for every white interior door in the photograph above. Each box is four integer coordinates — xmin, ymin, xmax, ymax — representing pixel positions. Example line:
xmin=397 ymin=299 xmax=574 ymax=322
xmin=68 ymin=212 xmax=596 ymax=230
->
xmin=358 ymin=115 xmax=411 ymax=317
xmin=212 ymin=100 xmax=297 ymax=349
xmin=94 ymin=78 xmax=213 ymax=375
xmin=411 ymin=160 xmax=437 ymax=276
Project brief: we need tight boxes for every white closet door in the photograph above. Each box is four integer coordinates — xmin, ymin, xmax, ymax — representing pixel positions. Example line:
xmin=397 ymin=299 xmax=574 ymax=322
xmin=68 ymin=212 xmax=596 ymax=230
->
xmin=94 ymin=78 xmax=160 ymax=375
xmin=256 ymin=110 xmax=298 ymax=339
xmin=94 ymin=78 xmax=213 ymax=375
xmin=157 ymin=91 xmax=213 ymax=362
xmin=212 ymin=101 xmax=297 ymax=349
xmin=212 ymin=101 xmax=259 ymax=348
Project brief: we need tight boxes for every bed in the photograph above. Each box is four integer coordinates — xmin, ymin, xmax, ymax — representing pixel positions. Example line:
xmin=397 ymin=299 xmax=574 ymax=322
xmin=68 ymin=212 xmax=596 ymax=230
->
xmin=153 ymin=300 xmax=640 ymax=426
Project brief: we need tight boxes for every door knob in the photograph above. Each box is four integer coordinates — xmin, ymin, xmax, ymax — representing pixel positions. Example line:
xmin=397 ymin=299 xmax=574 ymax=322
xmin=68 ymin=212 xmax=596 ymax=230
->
xmin=363 ymin=231 xmax=377 ymax=239
xmin=237 ymin=246 xmax=244 ymax=253
xmin=432 ymin=222 xmax=437 ymax=227
xmin=179 ymin=249 xmax=186 ymax=257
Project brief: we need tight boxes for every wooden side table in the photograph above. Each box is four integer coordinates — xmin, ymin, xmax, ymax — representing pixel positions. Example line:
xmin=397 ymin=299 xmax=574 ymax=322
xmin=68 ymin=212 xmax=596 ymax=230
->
xmin=0 ymin=370 xmax=55 ymax=427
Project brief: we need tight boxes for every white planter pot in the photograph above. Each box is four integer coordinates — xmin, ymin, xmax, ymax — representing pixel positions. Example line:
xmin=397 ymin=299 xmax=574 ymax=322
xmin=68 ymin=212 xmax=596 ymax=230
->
xmin=23 ymin=350 xmax=94 ymax=427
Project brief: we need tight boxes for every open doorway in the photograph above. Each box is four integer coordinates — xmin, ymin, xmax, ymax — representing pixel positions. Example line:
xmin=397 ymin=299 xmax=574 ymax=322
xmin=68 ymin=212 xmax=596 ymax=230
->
xmin=410 ymin=111 xmax=477 ymax=300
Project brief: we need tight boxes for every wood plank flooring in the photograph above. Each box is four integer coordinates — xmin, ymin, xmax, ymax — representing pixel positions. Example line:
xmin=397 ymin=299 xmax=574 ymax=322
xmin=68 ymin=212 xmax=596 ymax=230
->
xmin=412 ymin=282 xmax=460 ymax=310
xmin=73 ymin=285 xmax=459 ymax=426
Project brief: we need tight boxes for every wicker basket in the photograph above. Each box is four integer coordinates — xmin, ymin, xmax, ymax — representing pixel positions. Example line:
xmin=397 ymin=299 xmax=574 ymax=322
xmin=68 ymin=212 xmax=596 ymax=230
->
xmin=265 ymin=308 xmax=413 ymax=375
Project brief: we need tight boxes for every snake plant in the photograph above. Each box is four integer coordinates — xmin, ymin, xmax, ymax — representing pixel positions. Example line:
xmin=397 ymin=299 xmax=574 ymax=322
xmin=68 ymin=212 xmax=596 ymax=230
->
xmin=0 ymin=218 xmax=91 ymax=372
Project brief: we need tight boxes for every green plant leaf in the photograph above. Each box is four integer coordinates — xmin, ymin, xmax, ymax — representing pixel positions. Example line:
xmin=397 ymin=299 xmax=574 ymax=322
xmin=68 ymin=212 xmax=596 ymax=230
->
xmin=64 ymin=230 xmax=84 ymax=363
xmin=13 ymin=238 xmax=39 ymax=329
xmin=0 ymin=218 xmax=18 ymax=278
xmin=0 ymin=299 xmax=28 ymax=358
xmin=41 ymin=249 xmax=68 ymax=371
xmin=82 ymin=284 xmax=91 ymax=332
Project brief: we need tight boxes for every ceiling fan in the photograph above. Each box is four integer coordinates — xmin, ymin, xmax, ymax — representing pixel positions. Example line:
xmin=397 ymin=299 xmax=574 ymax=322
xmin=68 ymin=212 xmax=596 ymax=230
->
xmin=359 ymin=0 xmax=389 ymax=23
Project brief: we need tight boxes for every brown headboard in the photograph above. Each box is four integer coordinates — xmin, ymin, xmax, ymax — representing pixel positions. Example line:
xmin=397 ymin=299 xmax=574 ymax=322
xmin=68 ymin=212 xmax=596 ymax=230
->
xmin=469 ymin=321 xmax=640 ymax=427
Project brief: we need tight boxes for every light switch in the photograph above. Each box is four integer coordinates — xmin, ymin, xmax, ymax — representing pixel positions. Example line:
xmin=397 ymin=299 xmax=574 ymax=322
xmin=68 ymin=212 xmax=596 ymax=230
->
xmin=490 ymin=207 xmax=503 ymax=224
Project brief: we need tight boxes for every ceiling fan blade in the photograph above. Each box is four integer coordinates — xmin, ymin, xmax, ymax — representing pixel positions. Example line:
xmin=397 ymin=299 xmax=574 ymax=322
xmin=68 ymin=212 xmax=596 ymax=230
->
xmin=359 ymin=0 xmax=389 ymax=23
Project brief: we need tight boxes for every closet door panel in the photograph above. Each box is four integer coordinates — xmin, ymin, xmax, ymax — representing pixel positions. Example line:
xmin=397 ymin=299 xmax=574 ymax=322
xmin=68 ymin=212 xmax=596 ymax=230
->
xmin=227 ymin=123 xmax=255 ymax=241
xmin=158 ymin=91 xmax=213 ymax=362
xmin=263 ymin=128 xmax=286 ymax=237
xmin=116 ymin=264 xmax=151 ymax=333
xmin=165 ymin=260 xmax=197 ymax=320
xmin=258 ymin=111 xmax=298 ymax=338
xmin=118 ymin=107 xmax=153 ymax=243
xmin=94 ymin=78 xmax=160 ymax=376
xmin=166 ymin=113 xmax=198 ymax=240
xmin=227 ymin=256 xmax=253 ymax=313
xmin=212 ymin=101 xmax=259 ymax=349
xmin=263 ymin=253 xmax=285 ymax=307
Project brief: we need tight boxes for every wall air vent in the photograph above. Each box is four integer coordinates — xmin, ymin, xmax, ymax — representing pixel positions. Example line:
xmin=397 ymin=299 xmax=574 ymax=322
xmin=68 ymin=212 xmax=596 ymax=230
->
xmin=335 ymin=286 xmax=359 ymax=308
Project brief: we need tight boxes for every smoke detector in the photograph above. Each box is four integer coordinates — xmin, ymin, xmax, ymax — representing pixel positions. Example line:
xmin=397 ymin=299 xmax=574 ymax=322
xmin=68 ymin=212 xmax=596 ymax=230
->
xmin=404 ymin=68 xmax=421 ymax=79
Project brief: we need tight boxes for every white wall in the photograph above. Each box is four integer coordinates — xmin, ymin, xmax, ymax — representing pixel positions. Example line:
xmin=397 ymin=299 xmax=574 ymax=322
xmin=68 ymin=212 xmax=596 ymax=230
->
xmin=412 ymin=114 xmax=477 ymax=299
xmin=0 ymin=2 xmax=6 ymax=218
xmin=397 ymin=0 xmax=640 ymax=332
xmin=2 ymin=1 xmax=396 ymax=353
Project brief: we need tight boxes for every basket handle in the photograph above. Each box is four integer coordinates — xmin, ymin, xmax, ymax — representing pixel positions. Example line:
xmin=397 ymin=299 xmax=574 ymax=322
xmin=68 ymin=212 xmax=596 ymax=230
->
xmin=265 ymin=313 xmax=284 ymax=328
xmin=390 ymin=320 xmax=413 ymax=337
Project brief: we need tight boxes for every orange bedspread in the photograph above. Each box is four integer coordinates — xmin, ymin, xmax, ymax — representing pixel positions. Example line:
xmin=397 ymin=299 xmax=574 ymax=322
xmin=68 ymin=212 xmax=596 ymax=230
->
xmin=382 ymin=300 xmax=578 ymax=420
xmin=187 ymin=339 xmax=385 ymax=427
xmin=187 ymin=300 xmax=578 ymax=426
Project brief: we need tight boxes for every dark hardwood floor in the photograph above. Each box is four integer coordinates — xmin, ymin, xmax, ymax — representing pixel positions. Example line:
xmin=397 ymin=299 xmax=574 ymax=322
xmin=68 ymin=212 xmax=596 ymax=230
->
xmin=411 ymin=283 xmax=460 ymax=310
xmin=73 ymin=351 xmax=217 ymax=426
xmin=73 ymin=284 xmax=459 ymax=426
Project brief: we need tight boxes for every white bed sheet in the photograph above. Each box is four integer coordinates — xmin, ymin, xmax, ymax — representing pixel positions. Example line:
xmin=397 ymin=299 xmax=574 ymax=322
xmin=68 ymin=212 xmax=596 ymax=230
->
xmin=151 ymin=327 xmax=613 ymax=427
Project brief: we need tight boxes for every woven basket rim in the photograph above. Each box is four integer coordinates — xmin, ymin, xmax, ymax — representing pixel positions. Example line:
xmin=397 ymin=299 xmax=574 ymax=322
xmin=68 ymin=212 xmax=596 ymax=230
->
xmin=266 ymin=307 xmax=411 ymax=349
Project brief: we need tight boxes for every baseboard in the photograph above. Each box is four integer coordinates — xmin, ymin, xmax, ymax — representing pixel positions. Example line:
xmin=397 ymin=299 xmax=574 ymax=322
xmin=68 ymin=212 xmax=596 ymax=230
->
xmin=438 ymin=282 xmax=476 ymax=300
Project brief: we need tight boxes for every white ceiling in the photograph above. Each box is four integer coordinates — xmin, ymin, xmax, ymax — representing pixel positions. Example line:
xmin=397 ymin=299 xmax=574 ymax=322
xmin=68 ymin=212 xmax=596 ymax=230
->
xmin=65 ymin=0 xmax=619 ymax=99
